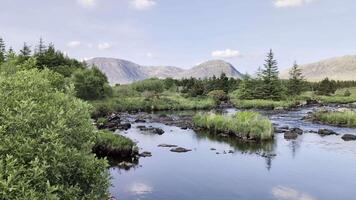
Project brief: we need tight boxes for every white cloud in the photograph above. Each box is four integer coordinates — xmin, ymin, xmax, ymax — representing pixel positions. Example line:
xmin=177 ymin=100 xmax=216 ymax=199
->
xmin=97 ymin=42 xmax=112 ymax=51
xmin=129 ymin=182 xmax=153 ymax=195
xmin=67 ymin=41 xmax=81 ymax=48
xmin=130 ymin=0 xmax=156 ymax=10
xmin=77 ymin=0 xmax=96 ymax=8
xmin=271 ymin=186 xmax=316 ymax=200
xmin=211 ymin=49 xmax=241 ymax=59
xmin=274 ymin=0 xmax=315 ymax=8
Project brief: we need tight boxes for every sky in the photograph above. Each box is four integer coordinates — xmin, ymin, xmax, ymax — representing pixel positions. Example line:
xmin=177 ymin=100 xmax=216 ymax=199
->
xmin=0 ymin=0 xmax=356 ymax=73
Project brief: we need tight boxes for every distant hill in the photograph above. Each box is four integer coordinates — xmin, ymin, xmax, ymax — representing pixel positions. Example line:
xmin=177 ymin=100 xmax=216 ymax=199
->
xmin=86 ymin=57 xmax=243 ymax=85
xmin=281 ymin=55 xmax=356 ymax=81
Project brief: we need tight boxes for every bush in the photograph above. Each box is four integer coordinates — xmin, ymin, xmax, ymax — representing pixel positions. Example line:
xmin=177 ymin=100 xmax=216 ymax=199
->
xmin=193 ymin=111 xmax=274 ymax=140
xmin=131 ymin=78 xmax=164 ymax=93
xmin=72 ymin=67 xmax=112 ymax=100
xmin=0 ymin=69 xmax=109 ymax=199
xmin=230 ymin=99 xmax=298 ymax=109
xmin=344 ymin=89 xmax=351 ymax=97
xmin=207 ymin=90 xmax=228 ymax=102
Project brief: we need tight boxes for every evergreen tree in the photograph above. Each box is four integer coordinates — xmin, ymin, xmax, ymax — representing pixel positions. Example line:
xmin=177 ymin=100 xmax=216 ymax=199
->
xmin=261 ymin=49 xmax=282 ymax=100
xmin=35 ymin=37 xmax=46 ymax=55
xmin=0 ymin=37 xmax=5 ymax=64
xmin=236 ymin=74 xmax=255 ymax=99
xmin=18 ymin=42 xmax=32 ymax=62
xmin=288 ymin=61 xmax=304 ymax=96
xmin=316 ymin=78 xmax=337 ymax=96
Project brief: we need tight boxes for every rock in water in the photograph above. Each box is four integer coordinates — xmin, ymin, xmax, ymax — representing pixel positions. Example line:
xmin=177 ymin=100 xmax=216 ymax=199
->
xmin=158 ymin=144 xmax=178 ymax=148
xmin=341 ymin=134 xmax=356 ymax=141
xmin=318 ymin=129 xmax=339 ymax=136
xmin=284 ymin=131 xmax=298 ymax=140
xmin=170 ymin=147 xmax=192 ymax=153
xmin=139 ymin=151 xmax=152 ymax=157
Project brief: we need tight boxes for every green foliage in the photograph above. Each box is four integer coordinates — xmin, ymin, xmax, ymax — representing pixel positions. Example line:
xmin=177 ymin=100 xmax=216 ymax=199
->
xmin=344 ymin=89 xmax=351 ymax=97
xmin=207 ymin=90 xmax=228 ymax=102
xmin=316 ymin=78 xmax=337 ymax=96
xmin=193 ymin=111 xmax=274 ymax=140
xmin=260 ymin=49 xmax=283 ymax=100
xmin=312 ymin=110 xmax=356 ymax=127
xmin=131 ymin=78 xmax=164 ymax=93
xmin=0 ymin=37 xmax=5 ymax=64
xmin=234 ymin=75 xmax=257 ymax=100
xmin=230 ymin=99 xmax=298 ymax=109
xmin=0 ymin=69 xmax=109 ymax=199
xmin=288 ymin=61 xmax=305 ymax=96
xmin=72 ymin=67 xmax=112 ymax=100
xmin=94 ymin=130 xmax=135 ymax=152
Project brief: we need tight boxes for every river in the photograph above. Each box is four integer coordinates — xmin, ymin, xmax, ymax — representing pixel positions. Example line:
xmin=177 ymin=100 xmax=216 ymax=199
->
xmin=109 ymin=107 xmax=356 ymax=200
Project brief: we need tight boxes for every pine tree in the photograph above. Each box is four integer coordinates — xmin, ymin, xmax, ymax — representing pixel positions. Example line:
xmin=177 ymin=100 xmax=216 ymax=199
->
xmin=35 ymin=37 xmax=46 ymax=55
xmin=261 ymin=49 xmax=282 ymax=100
xmin=19 ymin=43 xmax=31 ymax=57
xmin=236 ymin=74 xmax=255 ymax=99
xmin=6 ymin=47 xmax=16 ymax=60
xmin=0 ymin=37 xmax=6 ymax=64
xmin=288 ymin=61 xmax=304 ymax=96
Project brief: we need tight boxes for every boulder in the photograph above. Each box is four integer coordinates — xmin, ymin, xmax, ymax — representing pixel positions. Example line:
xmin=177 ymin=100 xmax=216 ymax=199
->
xmin=118 ymin=123 xmax=131 ymax=130
xmin=210 ymin=148 xmax=216 ymax=151
xmin=290 ymin=127 xmax=303 ymax=135
xmin=139 ymin=151 xmax=152 ymax=157
xmin=138 ymin=126 xmax=165 ymax=135
xmin=341 ymin=134 xmax=356 ymax=141
xmin=170 ymin=147 xmax=192 ymax=153
xmin=318 ymin=129 xmax=339 ymax=136
xmin=284 ymin=131 xmax=298 ymax=140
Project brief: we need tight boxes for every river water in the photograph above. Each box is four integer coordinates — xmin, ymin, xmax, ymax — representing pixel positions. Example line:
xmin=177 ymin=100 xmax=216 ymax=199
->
xmin=109 ymin=107 xmax=356 ymax=200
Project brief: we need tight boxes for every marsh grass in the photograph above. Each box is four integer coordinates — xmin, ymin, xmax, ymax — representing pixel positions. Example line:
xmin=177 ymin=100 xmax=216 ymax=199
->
xmin=193 ymin=111 xmax=274 ymax=140
xmin=230 ymin=99 xmax=299 ymax=109
xmin=312 ymin=111 xmax=356 ymax=127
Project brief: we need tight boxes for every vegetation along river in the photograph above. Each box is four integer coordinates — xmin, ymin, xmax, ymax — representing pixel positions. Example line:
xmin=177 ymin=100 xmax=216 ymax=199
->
xmin=109 ymin=106 xmax=356 ymax=200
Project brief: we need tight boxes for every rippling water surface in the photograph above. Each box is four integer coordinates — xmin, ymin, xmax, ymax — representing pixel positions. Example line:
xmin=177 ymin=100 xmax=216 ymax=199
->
xmin=110 ymin=107 xmax=356 ymax=200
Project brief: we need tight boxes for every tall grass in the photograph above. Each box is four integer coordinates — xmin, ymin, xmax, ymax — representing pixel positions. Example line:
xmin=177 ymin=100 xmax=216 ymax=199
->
xmin=230 ymin=99 xmax=299 ymax=109
xmin=193 ymin=111 xmax=274 ymax=140
xmin=90 ymin=92 xmax=216 ymax=117
xmin=312 ymin=111 xmax=356 ymax=127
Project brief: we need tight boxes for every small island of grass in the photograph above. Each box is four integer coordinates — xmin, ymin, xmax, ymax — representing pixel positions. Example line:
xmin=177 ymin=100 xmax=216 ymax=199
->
xmin=311 ymin=110 xmax=356 ymax=128
xmin=193 ymin=111 xmax=274 ymax=141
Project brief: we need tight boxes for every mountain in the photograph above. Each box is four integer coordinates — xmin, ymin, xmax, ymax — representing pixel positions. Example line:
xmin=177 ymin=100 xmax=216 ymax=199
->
xmin=281 ymin=55 xmax=356 ymax=81
xmin=86 ymin=57 xmax=243 ymax=85
xmin=178 ymin=60 xmax=243 ymax=79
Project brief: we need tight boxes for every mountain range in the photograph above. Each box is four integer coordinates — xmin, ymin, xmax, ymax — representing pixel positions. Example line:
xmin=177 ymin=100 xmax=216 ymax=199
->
xmin=86 ymin=58 xmax=243 ymax=85
xmin=281 ymin=55 xmax=356 ymax=81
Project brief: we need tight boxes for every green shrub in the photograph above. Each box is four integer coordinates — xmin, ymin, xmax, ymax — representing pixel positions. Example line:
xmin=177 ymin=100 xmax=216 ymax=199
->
xmin=230 ymin=99 xmax=298 ymax=109
xmin=0 ymin=69 xmax=109 ymax=199
xmin=72 ymin=67 xmax=112 ymax=100
xmin=193 ymin=111 xmax=274 ymax=140
xmin=131 ymin=78 xmax=164 ymax=93
xmin=207 ymin=90 xmax=228 ymax=102
xmin=344 ymin=89 xmax=351 ymax=97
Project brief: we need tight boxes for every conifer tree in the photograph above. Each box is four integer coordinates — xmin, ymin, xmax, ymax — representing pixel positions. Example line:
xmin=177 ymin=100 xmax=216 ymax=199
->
xmin=261 ymin=49 xmax=282 ymax=100
xmin=0 ymin=37 xmax=5 ymax=64
xmin=19 ymin=42 xmax=31 ymax=58
xmin=35 ymin=37 xmax=46 ymax=55
xmin=236 ymin=74 xmax=255 ymax=99
xmin=288 ymin=61 xmax=304 ymax=96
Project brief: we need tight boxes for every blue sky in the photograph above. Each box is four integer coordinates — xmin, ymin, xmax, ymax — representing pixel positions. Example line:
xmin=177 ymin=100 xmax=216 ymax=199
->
xmin=0 ymin=0 xmax=355 ymax=73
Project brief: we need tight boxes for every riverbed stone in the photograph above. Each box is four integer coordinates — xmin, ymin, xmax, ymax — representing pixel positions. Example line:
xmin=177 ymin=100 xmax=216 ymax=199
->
xmin=341 ymin=134 xmax=356 ymax=141
xmin=158 ymin=144 xmax=178 ymax=148
xmin=138 ymin=126 xmax=165 ymax=135
xmin=139 ymin=151 xmax=152 ymax=157
xmin=284 ymin=131 xmax=298 ymax=140
xmin=170 ymin=147 xmax=192 ymax=153
xmin=290 ymin=127 xmax=303 ymax=135
xmin=318 ymin=129 xmax=339 ymax=136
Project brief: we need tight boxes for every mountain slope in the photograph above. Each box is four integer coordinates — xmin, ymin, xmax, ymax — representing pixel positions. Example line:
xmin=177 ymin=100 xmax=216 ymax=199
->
xmin=86 ymin=58 xmax=242 ymax=85
xmin=86 ymin=57 xmax=148 ymax=84
xmin=179 ymin=60 xmax=243 ymax=79
xmin=281 ymin=55 xmax=356 ymax=81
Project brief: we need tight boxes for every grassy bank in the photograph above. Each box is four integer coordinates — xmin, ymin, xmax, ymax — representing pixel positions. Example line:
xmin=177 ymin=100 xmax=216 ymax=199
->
xmin=91 ymin=91 xmax=216 ymax=117
xmin=312 ymin=110 xmax=356 ymax=127
xmin=230 ymin=99 xmax=299 ymax=109
xmin=301 ymin=87 xmax=356 ymax=104
xmin=193 ymin=111 xmax=274 ymax=140
xmin=93 ymin=130 xmax=138 ymax=160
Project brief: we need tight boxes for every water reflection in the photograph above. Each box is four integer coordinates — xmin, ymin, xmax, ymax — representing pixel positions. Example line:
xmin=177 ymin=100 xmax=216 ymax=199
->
xmin=129 ymin=182 xmax=153 ymax=195
xmin=271 ymin=186 xmax=316 ymax=200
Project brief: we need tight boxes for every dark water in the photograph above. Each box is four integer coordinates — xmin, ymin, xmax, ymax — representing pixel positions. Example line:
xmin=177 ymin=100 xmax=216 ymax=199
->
xmin=110 ymin=107 xmax=356 ymax=200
